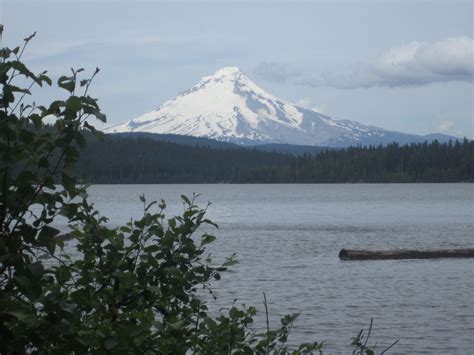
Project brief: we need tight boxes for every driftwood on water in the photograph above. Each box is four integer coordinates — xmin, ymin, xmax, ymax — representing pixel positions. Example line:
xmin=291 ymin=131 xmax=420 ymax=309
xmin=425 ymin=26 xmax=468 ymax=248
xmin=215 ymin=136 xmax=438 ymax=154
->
xmin=339 ymin=248 xmax=474 ymax=260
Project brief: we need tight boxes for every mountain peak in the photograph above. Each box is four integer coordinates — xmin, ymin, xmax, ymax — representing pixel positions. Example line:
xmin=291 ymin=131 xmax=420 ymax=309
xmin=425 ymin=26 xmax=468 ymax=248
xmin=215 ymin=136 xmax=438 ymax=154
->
xmin=105 ymin=68 xmax=453 ymax=147
xmin=213 ymin=66 xmax=243 ymax=77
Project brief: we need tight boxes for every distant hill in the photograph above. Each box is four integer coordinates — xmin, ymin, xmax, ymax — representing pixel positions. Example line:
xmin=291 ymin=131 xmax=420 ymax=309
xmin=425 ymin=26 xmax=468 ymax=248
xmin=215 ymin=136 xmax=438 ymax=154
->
xmin=113 ymin=132 xmax=237 ymax=149
xmin=113 ymin=132 xmax=333 ymax=156
xmin=77 ymin=133 xmax=473 ymax=184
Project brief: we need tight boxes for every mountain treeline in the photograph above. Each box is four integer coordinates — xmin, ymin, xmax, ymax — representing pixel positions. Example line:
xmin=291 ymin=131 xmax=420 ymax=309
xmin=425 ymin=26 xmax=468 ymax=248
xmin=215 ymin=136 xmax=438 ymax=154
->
xmin=76 ymin=135 xmax=473 ymax=183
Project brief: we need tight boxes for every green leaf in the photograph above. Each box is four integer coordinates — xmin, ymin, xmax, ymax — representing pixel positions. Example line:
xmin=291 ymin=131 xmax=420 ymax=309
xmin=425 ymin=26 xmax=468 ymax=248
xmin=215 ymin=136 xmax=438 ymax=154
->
xmin=38 ymin=226 xmax=60 ymax=244
xmin=58 ymin=75 xmax=75 ymax=93
xmin=168 ymin=218 xmax=176 ymax=228
xmin=59 ymin=301 xmax=77 ymax=313
xmin=151 ymin=320 xmax=163 ymax=330
xmin=27 ymin=262 xmax=44 ymax=278
xmin=61 ymin=172 xmax=76 ymax=192
xmin=104 ymin=337 xmax=120 ymax=350
xmin=165 ymin=266 xmax=182 ymax=279
xmin=24 ymin=31 xmax=37 ymax=42
xmin=229 ymin=307 xmax=241 ymax=319
xmin=9 ymin=61 xmax=38 ymax=82
xmin=169 ymin=320 xmax=184 ymax=330
xmin=5 ymin=84 xmax=31 ymax=94
xmin=38 ymin=73 xmax=52 ymax=86
xmin=181 ymin=195 xmax=191 ymax=205
xmin=19 ymin=128 xmax=34 ymax=143
xmin=14 ymin=276 xmax=31 ymax=291
xmin=6 ymin=311 xmax=31 ymax=322
xmin=65 ymin=96 xmax=82 ymax=111
xmin=94 ymin=111 xmax=107 ymax=123
xmin=201 ymin=234 xmax=216 ymax=246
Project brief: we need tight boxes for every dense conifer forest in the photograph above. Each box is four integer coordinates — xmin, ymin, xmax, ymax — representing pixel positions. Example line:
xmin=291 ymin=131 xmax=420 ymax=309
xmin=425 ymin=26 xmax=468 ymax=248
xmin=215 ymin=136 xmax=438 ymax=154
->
xmin=76 ymin=134 xmax=473 ymax=183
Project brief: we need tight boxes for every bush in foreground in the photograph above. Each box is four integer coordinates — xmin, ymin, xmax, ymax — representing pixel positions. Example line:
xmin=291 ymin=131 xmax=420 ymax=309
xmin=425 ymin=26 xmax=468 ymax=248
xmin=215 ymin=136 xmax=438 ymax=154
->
xmin=0 ymin=32 xmax=394 ymax=354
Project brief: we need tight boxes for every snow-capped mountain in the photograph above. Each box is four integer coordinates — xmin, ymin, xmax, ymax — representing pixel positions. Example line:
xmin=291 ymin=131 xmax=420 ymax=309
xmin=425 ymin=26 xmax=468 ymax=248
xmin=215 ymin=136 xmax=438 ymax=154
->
xmin=106 ymin=67 xmax=453 ymax=147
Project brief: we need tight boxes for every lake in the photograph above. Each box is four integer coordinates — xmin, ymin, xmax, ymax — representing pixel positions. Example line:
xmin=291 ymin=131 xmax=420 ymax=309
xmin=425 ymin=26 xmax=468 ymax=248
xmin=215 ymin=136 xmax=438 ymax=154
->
xmin=82 ymin=184 xmax=473 ymax=353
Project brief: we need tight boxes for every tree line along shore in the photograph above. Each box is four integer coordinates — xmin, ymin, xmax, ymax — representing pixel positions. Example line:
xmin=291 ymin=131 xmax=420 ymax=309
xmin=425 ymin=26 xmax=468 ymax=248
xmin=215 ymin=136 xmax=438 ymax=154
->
xmin=76 ymin=135 xmax=473 ymax=184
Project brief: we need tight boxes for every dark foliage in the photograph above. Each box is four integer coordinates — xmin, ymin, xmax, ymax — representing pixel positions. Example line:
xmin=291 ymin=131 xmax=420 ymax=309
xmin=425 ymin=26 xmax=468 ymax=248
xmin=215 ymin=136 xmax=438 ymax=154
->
xmin=114 ymin=132 xmax=331 ymax=156
xmin=77 ymin=135 xmax=473 ymax=183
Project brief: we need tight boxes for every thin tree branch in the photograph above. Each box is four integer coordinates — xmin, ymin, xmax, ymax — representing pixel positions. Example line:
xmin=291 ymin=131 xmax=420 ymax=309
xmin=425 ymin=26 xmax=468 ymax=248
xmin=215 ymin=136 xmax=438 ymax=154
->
xmin=361 ymin=317 xmax=373 ymax=351
xmin=263 ymin=291 xmax=270 ymax=355
xmin=380 ymin=339 xmax=400 ymax=354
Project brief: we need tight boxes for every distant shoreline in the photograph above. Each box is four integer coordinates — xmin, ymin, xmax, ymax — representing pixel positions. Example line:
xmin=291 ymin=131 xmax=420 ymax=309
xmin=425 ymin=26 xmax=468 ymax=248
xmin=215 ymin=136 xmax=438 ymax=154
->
xmin=76 ymin=135 xmax=473 ymax=184
xmin=81 ymin=181 xmax=473 ymax=185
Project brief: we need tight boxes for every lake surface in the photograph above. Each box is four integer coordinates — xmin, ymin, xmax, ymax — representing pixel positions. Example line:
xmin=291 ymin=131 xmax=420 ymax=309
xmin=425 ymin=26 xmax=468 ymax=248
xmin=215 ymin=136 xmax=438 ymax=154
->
xmin=83 ymin=184 xmax=473 ymax=354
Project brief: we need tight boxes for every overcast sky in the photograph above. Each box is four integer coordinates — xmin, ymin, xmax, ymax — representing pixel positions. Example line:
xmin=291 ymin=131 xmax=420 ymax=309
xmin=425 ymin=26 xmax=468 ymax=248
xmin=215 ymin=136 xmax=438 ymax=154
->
xmin=1 ymin=0 xmax=473 ymax=137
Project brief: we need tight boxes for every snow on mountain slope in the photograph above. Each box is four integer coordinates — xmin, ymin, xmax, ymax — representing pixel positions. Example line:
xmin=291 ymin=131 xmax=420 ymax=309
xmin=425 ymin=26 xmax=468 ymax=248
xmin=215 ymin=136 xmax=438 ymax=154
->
xmin=105 ymin=67 xmax=446 ymax=147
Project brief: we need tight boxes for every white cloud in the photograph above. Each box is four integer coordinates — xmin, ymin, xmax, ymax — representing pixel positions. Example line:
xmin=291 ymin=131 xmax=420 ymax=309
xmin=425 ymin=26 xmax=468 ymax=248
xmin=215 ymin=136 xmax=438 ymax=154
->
xmin=24 ymin=32 xmax=182 ymax=62
xmin=254 ymin=62 xmax=299 ymax=84
xmin=340 ymin=36 xmax=474 ymax=88
xmin=438 ymin=120 xmax=455 ymax=132
xmin=296 ymin=97 xmax=312 ymax=108
xmin=255 ymin=36 xmax=474 ymax=89
xmin=437 ymin=120 xmax=466 ymax=137
xmin=311 ymin=105 xmax=327 ymax=115
xmin=295 ymin=97 xmax=328 ymax=115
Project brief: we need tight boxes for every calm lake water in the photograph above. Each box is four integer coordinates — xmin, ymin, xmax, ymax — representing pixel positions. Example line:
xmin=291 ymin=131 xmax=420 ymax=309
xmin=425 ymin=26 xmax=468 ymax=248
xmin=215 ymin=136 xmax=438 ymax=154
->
xmin=82 ymin=184 xmax=473 ymax=353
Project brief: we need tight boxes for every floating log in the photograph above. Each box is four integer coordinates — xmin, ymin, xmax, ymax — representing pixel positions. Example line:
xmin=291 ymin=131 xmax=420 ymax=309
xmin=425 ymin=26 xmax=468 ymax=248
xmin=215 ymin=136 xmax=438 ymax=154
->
xmin=339 ymin=248 xmax=474 ymax=260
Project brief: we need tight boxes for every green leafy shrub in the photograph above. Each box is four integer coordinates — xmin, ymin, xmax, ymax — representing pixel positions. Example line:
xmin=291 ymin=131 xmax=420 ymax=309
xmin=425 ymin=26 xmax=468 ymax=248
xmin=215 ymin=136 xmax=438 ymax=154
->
xmin=0 ymin=33 xmax=394 ymax=354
